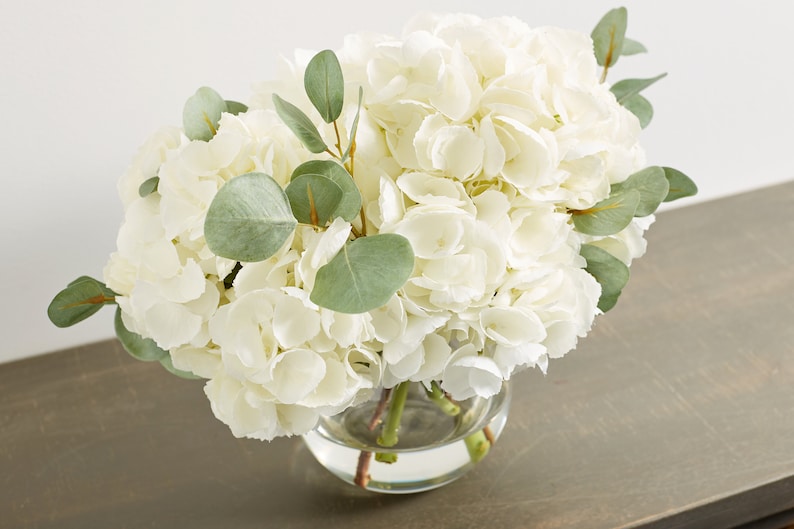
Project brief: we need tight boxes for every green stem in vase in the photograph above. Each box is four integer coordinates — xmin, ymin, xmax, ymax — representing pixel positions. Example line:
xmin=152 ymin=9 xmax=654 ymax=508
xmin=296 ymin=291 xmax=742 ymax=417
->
xmin=377 ymin=381 xmax=410 ymax=448
xmin=425 ymin=381 xmax=461 ymax=416
xmin=464 ymin=429 xmax=491 ymax=463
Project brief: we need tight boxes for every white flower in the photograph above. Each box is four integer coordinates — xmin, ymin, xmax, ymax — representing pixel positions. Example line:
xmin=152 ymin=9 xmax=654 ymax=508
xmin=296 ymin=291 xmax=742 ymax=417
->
xmin=441 ymin=344 xmax=503 ymax=400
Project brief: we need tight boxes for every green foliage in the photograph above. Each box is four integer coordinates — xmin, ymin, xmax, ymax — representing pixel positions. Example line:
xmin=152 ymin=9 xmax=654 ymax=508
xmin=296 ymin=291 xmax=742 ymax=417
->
xmin=138 ymin=176 xmax=159 ymax=198
xmin=621 ymin=38 xmax=647 ymax=56
xmin=304 ymin=49 xmax=345 ymax=123
xmin=662 ymin=167 xmax=698 ymax=202
xmin=612 ymin=166 xmax=670 ymax=217
xmin=182 ymin=87 xmax=227 ymax=142
xmin=580 ymin=244 xmax=630 ymax=312
xmin=621 ymin=93 xmax=653 ymax=128
xmin=591 ymin=7 xmax=627 ymax=68
xmin=48 ymin=276 xmax=116 ymax=328
xmin=204 ymin=172 xmax=297 ymax=262
xmin=342 ymin=86 xmax=363 ymax=162
xmin=311 ymin=234 xmax=414 ymax=313
xmin=272 ymin=94 xmax=328 ymax=153
xmin=610 ymin=74 xmax=667 ymax=104
xmin=572 ymin=190 xmax=640 ymax=236
xmin=291 ymin=160 xmax=361 ymax=222
xmin=285 ymin=174 xmax=344 ymax=225
xmin=114 ymin=307 xmax=167 ymax=362
xmin=224 ymin=100 xmax=248 ymax=116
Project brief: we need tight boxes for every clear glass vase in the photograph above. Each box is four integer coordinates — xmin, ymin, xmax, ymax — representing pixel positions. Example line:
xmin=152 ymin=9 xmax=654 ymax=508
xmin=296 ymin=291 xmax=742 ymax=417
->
xmin=302 ymin=382 xmax=511 ymax=494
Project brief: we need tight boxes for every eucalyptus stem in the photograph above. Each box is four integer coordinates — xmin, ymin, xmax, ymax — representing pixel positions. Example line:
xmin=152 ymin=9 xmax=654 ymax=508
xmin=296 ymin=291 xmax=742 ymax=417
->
xmin=377 ymin=381 xmax=410 ymax=447
xmin=425 ymin=381 xmax=460 ymax=416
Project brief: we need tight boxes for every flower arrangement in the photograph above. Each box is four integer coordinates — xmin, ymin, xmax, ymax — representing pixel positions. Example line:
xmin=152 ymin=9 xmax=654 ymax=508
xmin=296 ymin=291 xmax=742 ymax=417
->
xmin=49 ymin=8 xmax=695 ymax=450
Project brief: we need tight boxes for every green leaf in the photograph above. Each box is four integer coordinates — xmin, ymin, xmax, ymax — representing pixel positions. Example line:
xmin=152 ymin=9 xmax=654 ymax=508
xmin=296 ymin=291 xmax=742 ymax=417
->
xmin=311 ymin=234 xmax=414 ymax=314
xmin=571 ymin=189 xmax=640 ymax=236
xmin=621 ymin=38 xmax=647 ymax=56
xmin=610 ymin=73 xmax=667 ymax=104
xmin=662 ymin=167 xmax=698 ymax=202
xmin=291 ymin=160 xmax=361 ymax=222
xmin=272 ymin=94 xmax=328 ymax=153
xmin=138 ymin=176 xmax=159 ymax=197
xmin=612 ymin=166 xmax=669 ymax=217
xmin=622 ymin=93 xmax=654 ymax=128
xmin=342 ymin=86 xmax=363 ymax=162
xmin=285 ymin=174 xmax=344 ymax=226
xmin=114 ymin=307 xmax=167 ymax=362
xmin=591 ymin=7 xmax=628 ymax=68
xmin=225 ymin=100 xmax=248 ymax=116
xmin=48 ymin=277 xmax=116 ymax=328
xmin=183 ymin=86 xmax=227 ymax=142
xmin=304 ymin=49 xmax=345 ymax=124
xmin=204 ymin=172 xmax=297 ymax=262
xmin=159 ymin=354 xmax=201 ymax=380
xmin=580 ymin=244 xmax=630 ymax=312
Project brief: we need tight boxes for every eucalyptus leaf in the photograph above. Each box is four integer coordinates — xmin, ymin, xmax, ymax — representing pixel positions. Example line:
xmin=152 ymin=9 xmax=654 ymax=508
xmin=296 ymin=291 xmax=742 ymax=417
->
xmin=311 ymin=234 xmax=414 ymax=313
xmin=580 ymin=244 xmax=629 ymax=312
xmin=291 ymin=160 xmax=361 ymax=221
xmin=225 ymin=100 xmax=248 ymax=116
xmin=342 ymin=86 xmax=363 ymax=162
xmin=160 ymin=354 xmax=202 ymax=380
xmin=285 ymin=174 xmax=344 ymax=225
xmin=48 ymin=277 xmax=116 ymax=328
xmin=611 ymin=166 xmax=669 ymax=217
xmin=304 ymin=49 xmax=345 ymax=124
xmin=571 ymin=189 xmax=640 ymax=236
xmin=621 ymin=38 xmax=647 ymax=56
xmin=610 ymin=73 xmax=667 ymax=104
xmin=622 ymin=93 xmax=654 ymax=128
xmin=662 ymin=167 xmax=698 ymax=202
xmin=138 ymin=176 xmax=159 ymax=198
xmin=272 ymin=94 xmax=328 ymax=153
xmin=114 ymin=307 xmax=167 ymax=362
xmin=183 ymin=86 xmax=227 ymax=142
xmin=591 ymin=7 xmax=627 ymax=68
xmin=204 ymin=172 xmax=297 ymax=262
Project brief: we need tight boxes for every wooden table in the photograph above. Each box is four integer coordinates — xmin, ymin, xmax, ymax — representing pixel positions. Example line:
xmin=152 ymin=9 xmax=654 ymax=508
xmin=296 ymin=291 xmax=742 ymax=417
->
xmin=3 ymin=182 xmax=794 ymax=529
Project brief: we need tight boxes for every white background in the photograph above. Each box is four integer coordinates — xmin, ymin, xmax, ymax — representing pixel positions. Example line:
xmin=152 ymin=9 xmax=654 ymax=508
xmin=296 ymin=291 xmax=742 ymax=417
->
xmin=2 ymin=0 xmax=792 ymax=364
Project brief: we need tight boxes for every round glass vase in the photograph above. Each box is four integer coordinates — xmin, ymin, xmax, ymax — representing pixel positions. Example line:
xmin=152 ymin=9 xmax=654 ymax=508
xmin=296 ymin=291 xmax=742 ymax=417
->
xmin=302 ymin=382 xmax=511 ymax=494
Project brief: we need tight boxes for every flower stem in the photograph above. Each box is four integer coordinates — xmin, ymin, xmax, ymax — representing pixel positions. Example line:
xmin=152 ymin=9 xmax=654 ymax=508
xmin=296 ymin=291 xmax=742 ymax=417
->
xmin=377 ymin=381 xmax=410 ymax=447
xmin=464 ymin=429 xmax=491 ymax=463
xmin=354 ymin=450 xmax=372 ymax=488
xmin=425 ymin=381 xmax=460 ymax=416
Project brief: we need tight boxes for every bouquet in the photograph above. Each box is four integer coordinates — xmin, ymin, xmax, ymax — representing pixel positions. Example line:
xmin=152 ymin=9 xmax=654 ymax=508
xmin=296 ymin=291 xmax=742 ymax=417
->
xmin=49 ymin=8 xmax=695 ymax=445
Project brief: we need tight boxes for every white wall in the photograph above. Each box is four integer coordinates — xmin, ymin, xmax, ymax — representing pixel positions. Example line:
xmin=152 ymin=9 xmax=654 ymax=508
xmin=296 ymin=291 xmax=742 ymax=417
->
xmin=2 ymin=0 xmax=792 ymax=363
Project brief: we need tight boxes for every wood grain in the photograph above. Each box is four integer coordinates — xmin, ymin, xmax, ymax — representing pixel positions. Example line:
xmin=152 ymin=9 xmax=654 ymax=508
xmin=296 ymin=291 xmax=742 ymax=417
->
xmin=3 ymin=181 xmax=794 ymax=529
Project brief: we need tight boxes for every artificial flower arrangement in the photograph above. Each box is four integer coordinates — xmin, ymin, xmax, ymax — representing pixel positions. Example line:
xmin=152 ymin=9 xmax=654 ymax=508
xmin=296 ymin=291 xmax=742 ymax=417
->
xmin=49 ymin=7 xmax=695 ymax=487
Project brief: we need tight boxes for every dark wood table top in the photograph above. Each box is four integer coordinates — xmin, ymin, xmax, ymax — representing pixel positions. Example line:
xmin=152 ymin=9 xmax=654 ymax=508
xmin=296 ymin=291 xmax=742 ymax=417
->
xmin=3 ymin=181 xmax=794 ymax=529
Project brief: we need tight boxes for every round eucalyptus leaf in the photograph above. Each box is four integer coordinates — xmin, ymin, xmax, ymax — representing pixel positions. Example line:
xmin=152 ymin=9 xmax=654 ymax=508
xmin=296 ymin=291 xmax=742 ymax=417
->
xmin=272 ymin=94 xmax=328 ymax=154
xmin=571 ymin=189 xmax=640 ymax=236
xmin=204 ymin=172 xmax=297 ymax=262
xmin=114 ymin=307 xmax=168 ymax=362
xmin=580 ymin=244 xmax=629 ymax=312
xmin=622 ymin=93 xmax=653 ymax=128
xmin=304 ymin=49 xmax=345 ymax=124
xmin=291 ymin=160 xmax=361 ymax=221
xmin=311 ymin=233 xmax=414 ymax=314
xmin=285 ymin=174 xmax=344 ymax=226
xmin=612 ymin=166 xmax=669 ymax=217
xmin=591 ymin=7 xmax=627 ymax=68
xmin=48 ymin=276 xmax=116 ymax=328
xmin=183 ymin=86 xmax=227 ymax=142
xmin=138 ymin=176 xmax=160 ymax=198
xmin=662 ymin=167 xmax=698 ymax=202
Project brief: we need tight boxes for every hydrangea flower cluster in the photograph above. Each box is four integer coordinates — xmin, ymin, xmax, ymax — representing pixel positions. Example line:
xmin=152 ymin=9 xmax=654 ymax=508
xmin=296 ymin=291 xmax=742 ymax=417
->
xmin=101 ymin=13 xmax=656 ymax=440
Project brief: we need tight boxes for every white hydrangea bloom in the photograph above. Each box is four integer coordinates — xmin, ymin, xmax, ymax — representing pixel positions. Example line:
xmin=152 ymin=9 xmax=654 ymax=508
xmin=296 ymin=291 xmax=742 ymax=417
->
xmin=105 ymin=11 xmax=652 ymax=440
